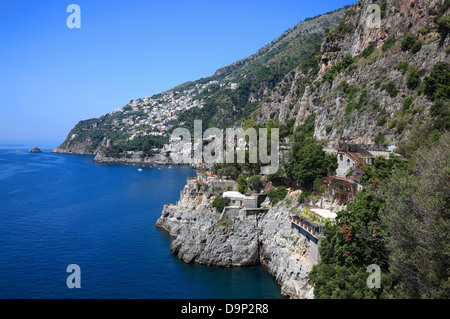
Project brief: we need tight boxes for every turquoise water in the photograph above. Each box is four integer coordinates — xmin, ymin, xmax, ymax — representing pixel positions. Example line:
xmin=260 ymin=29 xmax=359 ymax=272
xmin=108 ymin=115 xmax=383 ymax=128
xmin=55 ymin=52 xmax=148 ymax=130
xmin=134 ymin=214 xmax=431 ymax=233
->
xmin=0 ymin=143 xmax=282 ymax=298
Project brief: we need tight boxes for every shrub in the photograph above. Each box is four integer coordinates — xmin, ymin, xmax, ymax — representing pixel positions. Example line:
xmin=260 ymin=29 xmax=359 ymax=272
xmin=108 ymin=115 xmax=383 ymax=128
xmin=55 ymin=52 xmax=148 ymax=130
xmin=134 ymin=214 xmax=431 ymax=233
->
xmin=380 ymin=0 xmax=387 ymax=18
xmin=418 ymin=27 xmax=428 ymax=35
xmin=237 ymin=174 xmax=248 ymax=194
xmin=410 ymin=40 xmax=422 ymax=54
xmin=323 ymin=63 xmax=341 ymax=84
xmin=423 ymin=62 xmax=450 ymax=100
xmin=377 ymin=116 xmax=387 ymax=126
xmin=361 ymin=44 xmax=375 ymax=58
xmin=401 ymin=34 xmax=416 ymax=51
xmin=406 ymin=66 xmax=420 ymax=89
xmin=395 ymin=61 xmax=409 ymax=73
xmin=341 ymin=54 xmax=354 ymax=69
xmin=212 ymin=196 xmax=230 ymax=213
xmin=247 ymin=175 xmax=262 ymax=192
xmin=374 ymin=132 xmax=386 ymax=144
xmin=358 ymin=89 xmax=369 ymax=108
xmin=402 ymin=96 xmax=414 ymax=112
xmin=298 ymin=189 xmax=312 ymax=204
xmin=344 ymin=84 xmax=359 ymax=99
xmin=382 ymin=37 xmax=397 ymax=51
xmin=436 ymin=15 xmax=450 ymax=38
xmin=267 ymin=186 xmax=288 ymax=206
xmin=382 ymin=81 xmax=398 ymax=97
xmin=345 ymin=101 xmax=357 ymax=115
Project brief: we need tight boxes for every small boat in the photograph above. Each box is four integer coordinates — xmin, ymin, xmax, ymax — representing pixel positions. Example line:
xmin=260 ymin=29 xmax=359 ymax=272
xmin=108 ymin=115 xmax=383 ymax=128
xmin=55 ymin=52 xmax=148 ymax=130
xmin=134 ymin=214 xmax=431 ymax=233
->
xmin=168 ymin=165 xmax=172 ymax=168
xmin=138 ymin=168 xmax=143 ymax=172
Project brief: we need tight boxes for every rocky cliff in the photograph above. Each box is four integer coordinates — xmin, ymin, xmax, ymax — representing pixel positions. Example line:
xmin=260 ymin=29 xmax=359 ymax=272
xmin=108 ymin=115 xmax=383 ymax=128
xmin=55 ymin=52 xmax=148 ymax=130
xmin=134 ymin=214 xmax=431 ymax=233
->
xmin=256 ymin=0 xmax=449 ymax=148
xmin=156 ymin=180 xmax=322 ymax=299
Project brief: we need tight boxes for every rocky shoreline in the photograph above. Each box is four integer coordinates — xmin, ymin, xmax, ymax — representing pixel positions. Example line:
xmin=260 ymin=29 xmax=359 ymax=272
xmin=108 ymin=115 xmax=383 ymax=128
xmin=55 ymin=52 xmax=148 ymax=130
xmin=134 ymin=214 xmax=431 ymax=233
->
xmin=155 ymin=179 xmax=316 ymax=299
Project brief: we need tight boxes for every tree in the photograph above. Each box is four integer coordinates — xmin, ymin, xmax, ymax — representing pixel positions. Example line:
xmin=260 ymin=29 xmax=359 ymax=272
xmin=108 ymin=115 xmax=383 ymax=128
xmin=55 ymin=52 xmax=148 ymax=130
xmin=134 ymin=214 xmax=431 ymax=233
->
xmin=309 ymin=189 xmax=389 ymax=299
xmin=423 ymin=62 xmax=450 ymax=100
xmin=212 ymin=195 xmax=230 ymax=213
xmin=237 ymin=174 xmax=248 ymax=194
xmin=309 ymin=155 xmax=412 ymax=299
xmin=406 ymin=65 xmax=419 ymax=89
xmin=284 ymin=114 xmax=337 ymax=190
xmin=401 ymin=34 xmax=416 ymax=51
xmin=377 ymin=132 xmax=450 ymax=298
xmin=285 ymin=140 xmax=337 ymax=190
xmin=247 ymin=174 xmax=263 ymax=192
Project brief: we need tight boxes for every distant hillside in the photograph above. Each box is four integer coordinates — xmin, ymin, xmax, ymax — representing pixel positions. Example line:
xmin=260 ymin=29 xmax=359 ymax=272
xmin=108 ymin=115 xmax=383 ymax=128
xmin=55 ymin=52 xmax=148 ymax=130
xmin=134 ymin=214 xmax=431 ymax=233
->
xmin=53 ymin=6 xmax=350 ymax=156
xmin=54 ymin=0 xmax=449 ymax=160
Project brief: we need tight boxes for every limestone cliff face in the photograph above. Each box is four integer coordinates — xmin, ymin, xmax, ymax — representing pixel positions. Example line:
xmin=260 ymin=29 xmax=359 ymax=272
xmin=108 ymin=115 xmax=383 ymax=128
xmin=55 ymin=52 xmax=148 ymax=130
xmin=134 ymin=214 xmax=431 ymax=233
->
xmin=156 ymin=181 xmax=316 ymax=298
xmin=255 ymin=0 xmax=449 ymax=148
xmin=258 ymin=200 xmax=315 ymax=299
xmin=320 ymin=0 xmax=445 ymax=72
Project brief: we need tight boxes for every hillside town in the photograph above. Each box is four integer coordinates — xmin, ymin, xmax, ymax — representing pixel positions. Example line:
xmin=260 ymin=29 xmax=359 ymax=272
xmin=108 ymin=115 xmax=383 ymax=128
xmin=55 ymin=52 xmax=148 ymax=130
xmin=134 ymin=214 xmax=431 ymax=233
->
xmin=102 ymin=79 xmax=240 ymax=141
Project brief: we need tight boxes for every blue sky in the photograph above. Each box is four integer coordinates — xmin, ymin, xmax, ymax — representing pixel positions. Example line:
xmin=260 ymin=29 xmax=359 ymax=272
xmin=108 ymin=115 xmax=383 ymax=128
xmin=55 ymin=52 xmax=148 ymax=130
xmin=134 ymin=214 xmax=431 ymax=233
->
xmin=0 ymin=0 xmax=354 ymax=144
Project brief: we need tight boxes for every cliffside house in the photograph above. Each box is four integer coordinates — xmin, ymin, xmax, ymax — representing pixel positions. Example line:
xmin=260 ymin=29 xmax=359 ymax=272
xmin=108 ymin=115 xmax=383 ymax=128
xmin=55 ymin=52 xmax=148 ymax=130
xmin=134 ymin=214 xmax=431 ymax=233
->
xmin=223 ymin=191 xmax=246 ymax=207
xmin=222 ymin=191 xmax=269 ymax=217
xmin=336 ymin=143 xmax=375 ymax=177
xmin=290 ymin=207 xmax=337 ymax=244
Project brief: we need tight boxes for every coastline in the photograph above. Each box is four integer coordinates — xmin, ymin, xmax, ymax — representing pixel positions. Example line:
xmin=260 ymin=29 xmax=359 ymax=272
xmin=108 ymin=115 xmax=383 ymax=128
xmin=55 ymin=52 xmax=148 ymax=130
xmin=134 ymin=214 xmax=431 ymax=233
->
xmin=155 ymin=176 xmax=317 ymax=299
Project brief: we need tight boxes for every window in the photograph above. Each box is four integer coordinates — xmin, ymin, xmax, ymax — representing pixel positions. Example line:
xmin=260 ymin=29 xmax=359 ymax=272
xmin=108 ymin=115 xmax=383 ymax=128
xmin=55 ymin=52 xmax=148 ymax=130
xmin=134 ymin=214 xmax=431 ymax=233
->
xmin=339 ymin=154 xmax=343 ymax=161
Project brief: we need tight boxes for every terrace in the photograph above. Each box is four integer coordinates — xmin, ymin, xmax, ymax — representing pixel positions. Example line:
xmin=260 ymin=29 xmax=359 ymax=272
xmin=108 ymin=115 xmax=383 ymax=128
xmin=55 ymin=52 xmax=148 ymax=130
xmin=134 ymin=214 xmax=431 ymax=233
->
xmin=290 ymin=207 xmax=337 ymax=241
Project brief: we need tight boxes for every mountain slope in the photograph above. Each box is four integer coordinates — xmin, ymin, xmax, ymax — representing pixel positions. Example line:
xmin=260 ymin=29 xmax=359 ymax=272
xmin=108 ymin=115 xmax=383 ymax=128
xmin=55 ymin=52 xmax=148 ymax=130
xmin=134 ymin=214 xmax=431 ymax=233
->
xmin=260 ymin=0 xmax=449 ymax=148
xmin=55 ymin=0 xmax=449 ymax=159
xmin=53 ymin=6 xmax=350 ymax=156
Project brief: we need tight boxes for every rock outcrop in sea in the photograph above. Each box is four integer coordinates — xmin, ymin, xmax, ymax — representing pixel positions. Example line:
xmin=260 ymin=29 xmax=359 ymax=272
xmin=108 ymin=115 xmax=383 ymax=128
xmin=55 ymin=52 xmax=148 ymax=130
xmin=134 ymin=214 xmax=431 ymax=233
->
xmin=29 ymin=147 xmax=42 ymax=153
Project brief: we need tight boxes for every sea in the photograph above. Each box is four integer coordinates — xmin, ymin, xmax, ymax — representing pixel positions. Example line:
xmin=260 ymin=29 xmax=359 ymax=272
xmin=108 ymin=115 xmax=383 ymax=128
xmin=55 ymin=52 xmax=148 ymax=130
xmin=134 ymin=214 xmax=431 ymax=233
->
xmin=0 ymin=142 xmax=282 ymax=299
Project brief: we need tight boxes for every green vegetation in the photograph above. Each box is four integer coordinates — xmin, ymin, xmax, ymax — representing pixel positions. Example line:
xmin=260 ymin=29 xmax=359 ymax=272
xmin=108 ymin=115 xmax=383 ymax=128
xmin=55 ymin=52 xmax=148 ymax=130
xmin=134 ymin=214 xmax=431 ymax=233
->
xmin=284 ymin=115 xmax=337 ymax=190
xmin=310 ymin=134 xmax=449 ymax=299
xmin=266 ymin=186 xmax=288 ymax=206
xmin=212 ymin=195 xmax=230 ymax=213
xmin=361 ymin=44 xmax=375 ymax=58
xmin=436 ymin=15 xmax=450 ymax=39
xmin=402 ymin=96 xmax=414 ymax=112
xmin=422 ymin=61 xmax=450 ymax=100
xmin=406 ymin=65 xmax=420 ymax=89
xmin=400 ymin=34 xmax=417 ymax=51
xmin=102 ymin=135 xmax=168 ymax=158
xmin=381 ymin=81 xmax=398 ymax=97
xmin=377 ymin=135 xmax=450 ymax=298
xmin=237 ymin=174 xmax=248 ymax=194
xmin=380 ymin=0 xmax=387 ymax=19
xmin=323 ymin=55 xmax=356 ymax=84
xmin=247 ymin=174 xmax=263 ymax=192
xmin=394 ymin=61 xmax=409 ymax=73
xmin=374 ymin=132 xmax=386 ymax=144
xmin=211 ymin=120 xmax=292 ymax=181
xmin=409 ymin=40 xmax=422 ymax=54
xmin=381 ymin=37 xmax=397 ymax=52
